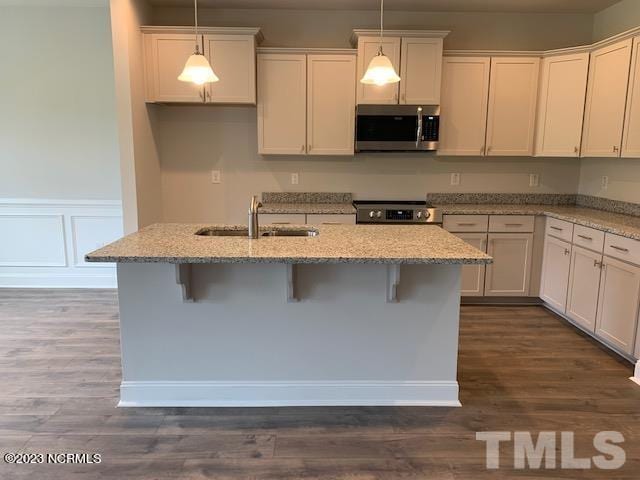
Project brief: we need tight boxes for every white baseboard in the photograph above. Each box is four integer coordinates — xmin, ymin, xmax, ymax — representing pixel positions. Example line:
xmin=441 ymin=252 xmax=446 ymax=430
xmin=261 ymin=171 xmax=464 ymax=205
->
xmin=631 ymin=361 xmax=640 ymax=386
xmin=0 ymin=198 xmax=122 ymax=288
xmin=119 ymin=380 xmax=461 ymax=407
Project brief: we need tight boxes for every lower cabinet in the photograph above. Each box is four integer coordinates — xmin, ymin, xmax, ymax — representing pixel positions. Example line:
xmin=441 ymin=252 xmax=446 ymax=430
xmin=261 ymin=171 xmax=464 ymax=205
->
xmin=305 ymin=214 xmax=356 ymax=225
xmin=540 ymin=235 xmax=572 ymax=311
xmin=261 ymin=213 xmax=306 ymax=224
xmin=261 ymin=213 xmax=356 ymax=225
xmin=595 ymin=256 xmax=640 ymax=355
xmin=454 ymin=233 xmax=487 ymax=296
xmin=485 ymin=233 xmax=534 ymax=296
xmin=566 ymin=246 xmax=602 ymax=332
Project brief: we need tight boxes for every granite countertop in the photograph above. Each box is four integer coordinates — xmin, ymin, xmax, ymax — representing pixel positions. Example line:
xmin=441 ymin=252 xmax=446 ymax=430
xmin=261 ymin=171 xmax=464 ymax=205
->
xmin=85 ymin=223 xmax=492 ymax=265
xmin=438 ymin=204 xmax=640 ymax=240
xmin=259 ymin=202 xmax=356 ymax=215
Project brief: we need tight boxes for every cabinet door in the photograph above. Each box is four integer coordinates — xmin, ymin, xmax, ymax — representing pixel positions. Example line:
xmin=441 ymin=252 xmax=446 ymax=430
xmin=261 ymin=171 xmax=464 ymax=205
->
xmin=399 ymin=37 xmax=443 ymax=105
xmin=438 ymin=57 xmax=491 ymax=156
xmin=534 ymin=53 xmax=589 ymax=157
xmin=356 ymin=36 xmax=401 ymax=104
xmin=540 ymin=235 xmax=572 ymax=312
xmin=485 ymin=233 xmax=534 ymax=296
xmin=595 ymin=256 xmax=640 ymax=354
xmin=144 ymin=34 xmax=204 ymax=103
xmin=307 ymin=55 xmax=356 ymax=156
xmin=622 ymin=36 xmax=640 ymax=158
xmin=261 ymin=214 xmax=306 ymax=225
xmin=454 ymin=233 xmax=487 ymax=297
xmin=581 ymin=39 xmax=633 ymax=158
xmin=566 ymin=246 xmax=603 ymax=332
xmin=204 ymin=34 xmax=255 ymax=104
xmin=306 ymin=214 xmax=356 ymax=225
xmin=486 ymin=57 xmax=540 ymax=156
xmin=257 ymin=54 xmax=307 ymax=155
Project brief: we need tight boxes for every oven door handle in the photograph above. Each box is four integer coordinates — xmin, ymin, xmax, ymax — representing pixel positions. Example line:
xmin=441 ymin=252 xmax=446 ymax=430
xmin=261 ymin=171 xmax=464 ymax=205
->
xmin=416 ymin=106 xmax=423 ymax=149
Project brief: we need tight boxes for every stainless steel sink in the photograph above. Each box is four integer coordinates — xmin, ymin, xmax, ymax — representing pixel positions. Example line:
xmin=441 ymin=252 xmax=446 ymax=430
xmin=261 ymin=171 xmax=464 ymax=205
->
xmin=195 ymin=228 xmax=319 ymax=237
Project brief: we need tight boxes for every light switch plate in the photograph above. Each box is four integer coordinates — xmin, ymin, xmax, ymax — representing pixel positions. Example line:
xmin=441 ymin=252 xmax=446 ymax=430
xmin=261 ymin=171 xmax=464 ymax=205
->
xmin=601 ymin=176 xmax=609 ymax=190
xmin=450 ymin=173 xmax=460 ymax=186
xmin=291 ymin=173 xmax=299 ymax=185
xmin=529 ymin=174 xmax=540 ymax=187
xmin=211 ymin=170 xmax=221 ymax=184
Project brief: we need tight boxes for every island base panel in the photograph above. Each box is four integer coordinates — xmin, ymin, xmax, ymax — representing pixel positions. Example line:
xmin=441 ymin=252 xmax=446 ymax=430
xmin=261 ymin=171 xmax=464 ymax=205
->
xmin=116 ymin=262 xmax=462 ymax=407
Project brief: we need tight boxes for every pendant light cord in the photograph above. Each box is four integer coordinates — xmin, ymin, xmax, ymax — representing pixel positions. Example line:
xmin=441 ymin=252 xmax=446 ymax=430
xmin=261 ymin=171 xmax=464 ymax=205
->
xmin=379 ymin=0 xmax=384 ymax=44
xmin=194 ymin=0 xmax=200 ymax=54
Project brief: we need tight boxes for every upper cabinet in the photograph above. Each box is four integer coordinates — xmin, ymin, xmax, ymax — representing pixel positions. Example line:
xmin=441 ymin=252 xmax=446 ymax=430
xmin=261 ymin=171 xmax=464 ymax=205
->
xmin=534 ymin=53 xmax=589 ymax=157
xmin=581 ymin=39 xmax=633 ymax=158
xmin=257 ymin=51 xmax=356 ymax=156
xmin=622 ymin=36 xmax=640 ymax=158
xmin=438 ymin=57 xmax=491 ymax=156
xmin=485 ymin=57 xmax=540 ymax=156
xmin=399 ymin=38 xmax=443 ymax=104
xmin=353 ymin=30 xmax=448 ymax=105
xmin=142 ymin=27 xmax=262 ymax=104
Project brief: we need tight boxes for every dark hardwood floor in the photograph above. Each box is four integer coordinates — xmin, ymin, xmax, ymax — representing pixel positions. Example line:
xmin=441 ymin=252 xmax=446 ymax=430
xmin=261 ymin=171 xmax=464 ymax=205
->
xmin=1 ymin=289 xmax=639 ymax=479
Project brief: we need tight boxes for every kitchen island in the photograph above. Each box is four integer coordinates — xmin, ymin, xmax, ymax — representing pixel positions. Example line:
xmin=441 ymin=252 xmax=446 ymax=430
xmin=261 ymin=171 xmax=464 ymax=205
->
xmin=86 ymin=223 xmax=491 ymax=407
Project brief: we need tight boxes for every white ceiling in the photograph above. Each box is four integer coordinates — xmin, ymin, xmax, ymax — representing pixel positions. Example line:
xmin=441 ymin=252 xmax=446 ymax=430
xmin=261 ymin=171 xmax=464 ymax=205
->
xmin=148 ymin=0 xmax=623 ymax=14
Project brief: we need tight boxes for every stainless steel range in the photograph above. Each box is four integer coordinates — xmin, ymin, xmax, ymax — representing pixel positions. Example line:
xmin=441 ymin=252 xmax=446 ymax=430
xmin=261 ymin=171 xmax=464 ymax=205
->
xmin=353 ymin=200 xmax=442 ymax=225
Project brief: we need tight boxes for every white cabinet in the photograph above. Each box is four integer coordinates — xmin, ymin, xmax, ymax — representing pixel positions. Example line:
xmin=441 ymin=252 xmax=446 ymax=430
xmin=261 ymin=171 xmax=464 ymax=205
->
xmin=261 ymin=213 xmax=306 ymax=225
xmin=356 ymin=36 xmax=401 ymax=104
xmin=144 ymin=34 xmax=205 ymax=103
xmin=307 ymin=55 xmax=356 ymax=155
xmin=534 ymin=53 xmax=589 ymax=157
xmin=438 ymin=57 xmax=491 ymax=156
xmin=595 ymin=256 xmax=640 ymax=355
xmin=485 ymin=233 xmax=534 ymax=296
xmin=257 ymin=54 xmax=307 ymax=155
xmin=566 ymin=246 xmax=602 ymax=332
xmin=540 ymin=235 xmax=572 ymax=311
xmin=485 ymin=57 xmax=540 ymax=156
xmin=454 ymin=233 xmax=487 ymax=297
xmin=581 ymin=39 xmax=633 ymax=158
xmin=622 ymin=36 xmax=640 ymax=158
xmin=143 ymin=29 xmax=260 ymax=104
xmin=399 ymin=38 xmax=443 ymax=104
xmin=204 ymin=34 xmax=256 ymax=104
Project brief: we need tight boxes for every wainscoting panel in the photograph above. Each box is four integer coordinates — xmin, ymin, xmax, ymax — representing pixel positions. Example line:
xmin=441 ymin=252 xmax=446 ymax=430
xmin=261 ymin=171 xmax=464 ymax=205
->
xmin=0 ymin=199 xmax=122 ymax=288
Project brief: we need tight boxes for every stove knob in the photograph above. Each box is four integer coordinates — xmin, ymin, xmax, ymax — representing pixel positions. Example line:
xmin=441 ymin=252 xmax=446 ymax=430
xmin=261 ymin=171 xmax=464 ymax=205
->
xmin=376 ymin=211 xmax=382 ymax=218
xmin=417 ymin=211 xmax=423 ymax=219
xmin=369 ymin=211 xmax=375 ymax=218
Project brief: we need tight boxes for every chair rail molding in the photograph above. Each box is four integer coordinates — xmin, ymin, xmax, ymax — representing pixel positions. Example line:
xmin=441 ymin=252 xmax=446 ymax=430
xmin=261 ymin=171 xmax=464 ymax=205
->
xmin=0 ymin=198 xmax=123 ymax=288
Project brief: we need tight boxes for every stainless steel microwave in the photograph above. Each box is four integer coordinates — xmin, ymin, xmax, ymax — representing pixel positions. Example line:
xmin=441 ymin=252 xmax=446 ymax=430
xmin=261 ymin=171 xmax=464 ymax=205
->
xmin=355 ymin=104 xmax=440 ymax=152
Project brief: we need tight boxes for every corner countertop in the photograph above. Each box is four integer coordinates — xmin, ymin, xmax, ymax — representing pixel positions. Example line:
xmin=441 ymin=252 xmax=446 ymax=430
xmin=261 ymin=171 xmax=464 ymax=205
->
xmin=438 ymin=204 xmax=640 ymax=240
xmin=85 ymin=223 xmax=492 ymax=265
xmin=259 ymin=202 xmax=356 ymax=215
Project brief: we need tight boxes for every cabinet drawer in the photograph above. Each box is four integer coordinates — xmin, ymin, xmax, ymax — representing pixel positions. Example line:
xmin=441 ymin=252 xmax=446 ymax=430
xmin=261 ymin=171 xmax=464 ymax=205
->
xmin=489 ymin=215 xmax=534 ymax=233
xmin=572 ymin=225 xmax=605 ymax=252
xmin=306 ymin=214 xmax=356 ymax=225
xmin=261 ymin=213 xmax=306 ymax=225
xmin=546 ymin=217 xmax=573 ymax=242
xmin=443 ymin=215 xmax=488 ymax=232
xmin=604 ymin=233 xmax=640 ymax=265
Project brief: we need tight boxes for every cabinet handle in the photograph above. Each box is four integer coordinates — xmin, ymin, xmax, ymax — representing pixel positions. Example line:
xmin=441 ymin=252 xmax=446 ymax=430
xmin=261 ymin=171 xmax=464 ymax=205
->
xmin=577 ymin=234 xmax=593 ymax=241
xmin=198 ymin=90 xmax=205 ymax=103
xmin=481 ymin=145 xmax=486 ymax=155
xmin=574 ymin=146 xmax=579 ymax=154
xmin=457 ymin=223 xmax=477 ymax=227
xmin=613 ymin=145 xmax=619 ymax=153
xmin=322 ymin=222 xmax=342 ymax=225
xmin=487 ymin=146 xmax=492 ymax=153
xmin=594 ymin=260 xmax=603 ymax=268
xmin=550 ymin=226 xmax=563 ymax=231
xmin=300 ymin=145 xmax=305 ymax=153
xmin=564 ymin=248 xmax=571 ymax=256
xmin=505 ymin=223 xmax=523 ymax=227
xmin=401 ymin=93 xmax=406 ymax=102
xmin=610 ymin=245 xmax=629 ymax=252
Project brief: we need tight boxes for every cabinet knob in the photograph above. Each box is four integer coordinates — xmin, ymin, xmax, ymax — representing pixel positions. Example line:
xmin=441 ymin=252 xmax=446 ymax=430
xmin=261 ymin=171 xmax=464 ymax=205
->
xmin=564 ymin=248 xmax=570 ymax=256
xmin=300 ymin=145 xmax=305 ymax=153
xmin=574 ymin=146 xmax=579 ymax=154
xmin=613 ymin=145 xmax=619 ymax=153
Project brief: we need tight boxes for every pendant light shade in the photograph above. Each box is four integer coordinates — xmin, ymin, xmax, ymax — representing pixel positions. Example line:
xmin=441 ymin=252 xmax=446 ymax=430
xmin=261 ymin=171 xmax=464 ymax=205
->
xmin=360 ymin=0 xmax=400 ymax=86
xmin=360 ymin=48 xmax=401 ymax=85
xmin=178 ymin=52 xmax=219 ymax=85
xmin=178 ymin=0 xmax=219 ymax=85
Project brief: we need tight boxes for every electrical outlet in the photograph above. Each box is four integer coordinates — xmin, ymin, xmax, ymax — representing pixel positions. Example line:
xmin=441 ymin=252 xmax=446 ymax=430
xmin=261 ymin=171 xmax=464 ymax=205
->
xmin=291 ymin=173 xmax=299 ymax=185
xmin=450 ymin=173 xmax=460 ymax=186
xmin=601 ymin=176 xmax=609 ymax=190
xmin=529 ymin=174 xmax=540 ymax=187
xmin=211 ymin=170 xmax=221 ymax=184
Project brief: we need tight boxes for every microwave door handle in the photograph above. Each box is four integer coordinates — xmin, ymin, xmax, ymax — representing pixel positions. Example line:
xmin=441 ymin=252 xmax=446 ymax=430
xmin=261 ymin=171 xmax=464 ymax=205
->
xmin=416 ymin=107 xmax=423 ymax=149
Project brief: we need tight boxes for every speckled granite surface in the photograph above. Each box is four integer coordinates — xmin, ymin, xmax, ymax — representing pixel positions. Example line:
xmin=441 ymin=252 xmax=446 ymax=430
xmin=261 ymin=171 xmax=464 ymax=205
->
xmin=260 ymin=192 xmax=355 ymax=215
xmin=576 ymin=194 xmax=640 ymax=217
xmin=426 ymin=193 xmax=577 ymax=205
xmin=439 ymin=204 xmax=640 ymax=240
xmin=85 ymin=223 xmax=492 ymax=265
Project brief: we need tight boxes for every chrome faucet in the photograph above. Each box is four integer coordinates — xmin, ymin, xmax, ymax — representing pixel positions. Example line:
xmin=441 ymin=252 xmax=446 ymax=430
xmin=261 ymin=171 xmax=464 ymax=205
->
xmin=248 ymin=195 xmax=262 ymax=239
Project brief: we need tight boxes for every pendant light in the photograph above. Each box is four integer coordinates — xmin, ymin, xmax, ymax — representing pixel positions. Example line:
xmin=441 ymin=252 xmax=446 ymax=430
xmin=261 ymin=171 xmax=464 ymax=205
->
xmin=360 ymin=0 xmax=400 ymax=86
xmin=178 ymin=0 xmax=219 ymax=85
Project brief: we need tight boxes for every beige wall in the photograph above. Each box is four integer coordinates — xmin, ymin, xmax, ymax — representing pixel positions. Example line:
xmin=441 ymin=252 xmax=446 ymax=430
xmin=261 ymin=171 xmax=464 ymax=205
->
xmin=593 ymin=0 xmax=640 ymax=41
xmin=0 ymin=6 xmax=120 ymax=200
xmin=153 ymin=8 xmax=594 ymax=51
